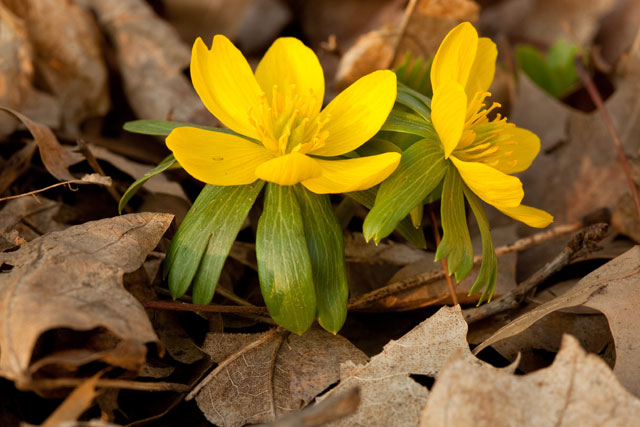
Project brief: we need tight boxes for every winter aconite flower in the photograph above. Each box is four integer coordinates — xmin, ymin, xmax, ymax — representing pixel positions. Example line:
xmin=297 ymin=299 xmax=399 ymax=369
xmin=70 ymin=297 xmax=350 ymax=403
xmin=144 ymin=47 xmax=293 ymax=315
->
xmin=166 ymin=35 xmax=401 ymax=194
xmin=364 ymin=22 xmax=553 ymax=303
xmin=430 ymin=22 xmax=553 ymax=227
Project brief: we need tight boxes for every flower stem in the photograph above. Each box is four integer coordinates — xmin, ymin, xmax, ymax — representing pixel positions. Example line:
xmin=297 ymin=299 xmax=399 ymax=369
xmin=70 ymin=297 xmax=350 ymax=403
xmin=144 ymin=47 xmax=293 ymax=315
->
xmin=428 ymin=205 xmax=459 ymax=306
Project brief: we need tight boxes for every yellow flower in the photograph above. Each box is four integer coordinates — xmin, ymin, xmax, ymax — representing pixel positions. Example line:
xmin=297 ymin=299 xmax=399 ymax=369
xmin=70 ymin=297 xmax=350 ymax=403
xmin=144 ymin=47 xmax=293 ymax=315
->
xmin=166 ymin=35 xmax=401 ymax=193
xmin=430 ymin=23 xmax=553 ymax=227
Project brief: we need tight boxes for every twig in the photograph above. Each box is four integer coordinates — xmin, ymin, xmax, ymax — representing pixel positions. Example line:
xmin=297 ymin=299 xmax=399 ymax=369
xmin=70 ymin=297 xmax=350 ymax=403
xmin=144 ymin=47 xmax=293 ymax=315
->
xmin=389 ymin=0 xmax=419 ymax=67
xmin=77 ymin=139 xmax=130 ymax=213
xmin=25 ymin=378 xmax=189 ymax=392
xmin=463 ymin=223 xmax=609 ymax=324
xmin=428 ymin=205 xmax=459 ymax=305
xmin=258 ymin=387 xmax=361 ymax=427
xmin=574 ymin=55 xmax=640 ymax=219
xmin=0 ymin=178 xmax=107 ymax=202
xmin=142 ymin=300 xmax=269 ymax=314
xmin=348 ymin=221 xmax=583 ymax=309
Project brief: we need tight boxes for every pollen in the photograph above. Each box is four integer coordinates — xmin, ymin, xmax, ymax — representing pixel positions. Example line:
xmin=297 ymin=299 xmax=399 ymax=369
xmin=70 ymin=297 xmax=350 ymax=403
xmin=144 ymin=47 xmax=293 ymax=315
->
xmin=453 ymin=90 xmax=520 ymax=169
xmin=248 ymin=84 xmax=330 ymax=155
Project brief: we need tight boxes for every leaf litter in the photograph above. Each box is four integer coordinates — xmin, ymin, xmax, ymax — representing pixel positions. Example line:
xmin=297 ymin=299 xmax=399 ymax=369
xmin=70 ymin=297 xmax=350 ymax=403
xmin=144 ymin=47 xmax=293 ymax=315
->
xmin=1 ymin=0 xmax=640 ymax=425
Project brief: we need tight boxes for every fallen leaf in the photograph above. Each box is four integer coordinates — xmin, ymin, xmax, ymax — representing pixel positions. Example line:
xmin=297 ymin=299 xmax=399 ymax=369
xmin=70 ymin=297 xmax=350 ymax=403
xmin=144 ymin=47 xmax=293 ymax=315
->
xmin=0 ymin=196 xmax=66 ymax=244
xmin=0 ymin=3 xmax=32 ymax=136
xmin=371 ymin=226 xmax=517 ymax=310
xmin=0 ymin=141 xmax=36 ymax=194
xmin=335 ymin=0 xmax=479 ymax=88
xmin=420 ymin=335 xmax=640 ymax=426
xmin=0 ymin=107 xmax=83 ymax=181
xmin=3 ymin=0 xmax=110 ymax=133
xmin=475 ymin=246 xmax=640 ymax=396
xmin=480 ymin=0 xmax=617 ymax=46
xmin=189 ymin=327 xmax=368 ymax=427
xmin=79 ymin=0 xmax=211 ymax=125
xmin=0 ymin=212 xmax=173 ymax=389
xmin=344 ymin=232 xmax=426 ymax=266
xmin=318 ymin=306 xmax=495 ymax=426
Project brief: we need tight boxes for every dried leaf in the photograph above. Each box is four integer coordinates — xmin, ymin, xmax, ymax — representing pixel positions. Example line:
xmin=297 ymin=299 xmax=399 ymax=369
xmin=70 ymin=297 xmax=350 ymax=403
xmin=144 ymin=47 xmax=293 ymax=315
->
xmin=481 ymin=0 xmax=617 ymax=46
xmin=335 ymin=0 xmax=478 ymax=88
xmin=80 ymin=0 xmax=210 ymax=124
xmin=190 ymin=328 xmax=368 ymax=427
xmin=476 ymin=246 xmax=640 ymax=396
xmin=0 ymin=196 xmax=66 ymax=243
xmin=0 ymin=107 xmax=82 ymax=181
xmin=420 ymin=335 xmax=640 ymax=426
xmin=0 ymin=213 xmax=172 ymax=389
xmin=344 ymin=232 xmax=426 ymax=266
xmin=4 ymin=0 xmax=109 ymax=133
xmin=318 ymin=306 xmax=494 ymax=426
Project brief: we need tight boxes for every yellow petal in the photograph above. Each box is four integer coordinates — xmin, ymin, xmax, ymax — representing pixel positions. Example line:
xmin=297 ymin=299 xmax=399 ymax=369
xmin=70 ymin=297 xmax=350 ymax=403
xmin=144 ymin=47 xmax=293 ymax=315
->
xmin=497 ymin=204 xmax=554 ymax=228
xmin=190 ymin=36 xmax=262 ymax=139
xmin=310 ymin=70 xmax=397 ymax=157
xmin=465 ymin=37 xmax=497 ymax=99
xmin=167 ymin=127 xmax=274 ymax=185
xmin=430 ymin=22 xmax=478 ymax=91
xmin=255 ymin=152 xmax=322 ymax=186
xmin=255 ymin=37 xmax=324 ymax=116
xmin=431 ymin=80 xmax=467 ymax=158
xmin=301 ymin=153 xmax=401 ymax=194
xmin=486 ymin=126 xmax=541 ymax=174
xmin=451 ymin=156 xmax=523 ymax=208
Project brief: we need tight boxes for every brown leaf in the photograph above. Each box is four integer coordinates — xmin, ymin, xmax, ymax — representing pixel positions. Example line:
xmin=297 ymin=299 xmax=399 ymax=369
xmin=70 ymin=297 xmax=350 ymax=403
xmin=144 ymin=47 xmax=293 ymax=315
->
xmin=335 ymin=0 xmax=478 ymax=88
xmin=318 ymin=306 xmax=495 ymax=427
xmin=79 ymin=0 xmax=210 ymax=124
xmin=189 ymin=328 xmax=368 ymax=427
xmin=344 ymin=232 xmax=426 ymax=266
xmin=481 ymin=0 xmax=617 ymax=46
xmin=475 ymin=246 xmax=640 ymax=396
xmin=0 ymin=212 xmax=173 ymax=389
xmin=0 ymin=141 xmax=36 ymax=194
xmin=0 ymin=107 xmax=83 ymax=181
xmin=420 ymin=335 xmax=640 ymax=426
xmin=376 ymin=226 xmax=518 ymax=310
xmin=0 ymin=196 xmax=66 ymax=244
xmin=3 ymin=0 xmax=109 ymax=133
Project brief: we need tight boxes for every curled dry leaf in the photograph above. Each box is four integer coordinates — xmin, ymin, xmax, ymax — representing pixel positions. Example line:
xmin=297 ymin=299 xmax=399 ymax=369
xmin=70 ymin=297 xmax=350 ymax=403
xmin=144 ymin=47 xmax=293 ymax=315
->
xmin=0 ymin=212 xmax=173 ymax=389
xmin=476 ymin=246 xmax=640 ymax=396
xmin=3 ymin=0 xmax=109 ymax=133
xmin=189 ymin=328 xmax=368 ymax=427
xmin=420 ymin=335 xmax=640 ymax=426
xmin=79 ymin=0 xmax=210 ymax=124
xmin=0 ymin=107 xmax=83 ymax=181
xmin=0 ymin=196 xmax=66 ymax=246
xmin=318 ymin=306 xmax=497 ymax=427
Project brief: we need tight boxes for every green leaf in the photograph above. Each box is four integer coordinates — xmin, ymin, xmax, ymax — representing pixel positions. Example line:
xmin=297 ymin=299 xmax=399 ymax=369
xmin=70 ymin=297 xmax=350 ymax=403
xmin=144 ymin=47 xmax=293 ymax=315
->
xmin=395 ymin=86 xmax=431 ymax=121
xmin=347 ymin=188 xmax=426 ymax=248
xmin=123 ymin=119 xmax=230 ymax=136
xmin=356 ymin=138 xmax=402 ymax=157
xmin=516 ymin=39 xmax=580 ymax=99
xmin=410 ymin=203 xmax=423 ymax=229
xmin=380 ymin=110 xmax=437 ymax=139
xmin=118 ymin=154 xmax=180 ymax=214
xmin=435 ymin=165 xmax=473 ymax=281
xmin=363 ymin=139 xmax=447 ymax=244
xmin=164 ymin=182 xmax=264 ymax=302
xmin=463 ymin=185 xmax=498 ymax=304
xmin=394 ymin=54 xmax=433 ymax=97
xmin=294 ymin=186 xmax=348 ymax=333
xmin=256 ymin=183 xmax=316 ymax=334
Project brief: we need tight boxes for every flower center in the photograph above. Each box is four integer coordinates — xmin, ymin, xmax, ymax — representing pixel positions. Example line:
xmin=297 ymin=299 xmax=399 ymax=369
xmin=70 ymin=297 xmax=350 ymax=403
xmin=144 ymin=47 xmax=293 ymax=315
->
xmin=248 ymin=84 xmax=330 ymax=155
xmin=453 ymin=91 xmax=519 ymax=171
